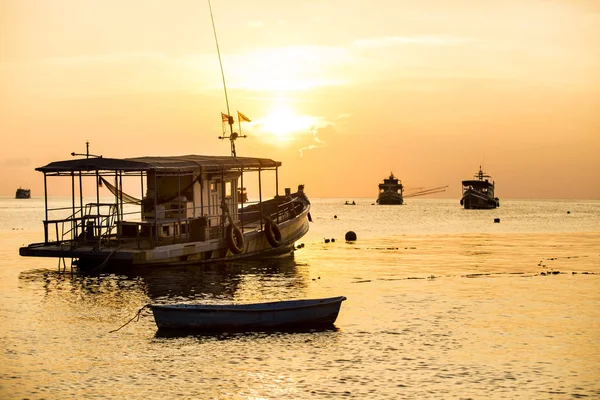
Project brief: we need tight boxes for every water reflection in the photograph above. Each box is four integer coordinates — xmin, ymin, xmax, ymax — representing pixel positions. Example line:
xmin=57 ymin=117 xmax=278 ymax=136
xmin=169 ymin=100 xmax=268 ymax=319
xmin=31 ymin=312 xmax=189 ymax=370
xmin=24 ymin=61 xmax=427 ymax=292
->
xmin=18 ymin=253 xmax=310 ymax=307
xmin=154 ymin=325 xmax=340 ymax=340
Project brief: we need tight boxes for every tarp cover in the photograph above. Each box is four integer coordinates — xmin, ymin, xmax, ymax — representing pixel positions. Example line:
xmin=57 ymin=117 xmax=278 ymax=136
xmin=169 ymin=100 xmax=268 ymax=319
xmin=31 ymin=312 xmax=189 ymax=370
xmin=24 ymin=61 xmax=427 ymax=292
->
xmin=36 ymin=155 xmax=281 ymax=173
xmin=461 ymin=180 xmax=493 ymax=188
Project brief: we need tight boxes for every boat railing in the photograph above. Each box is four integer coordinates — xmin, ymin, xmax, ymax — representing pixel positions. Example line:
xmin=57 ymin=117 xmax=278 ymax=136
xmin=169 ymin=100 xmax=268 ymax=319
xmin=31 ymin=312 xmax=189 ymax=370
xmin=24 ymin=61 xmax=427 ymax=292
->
xmin=274 ymin=197 xmax=304 ymax=224
xmin=40 ymin=195 xmax=306 ymax=249
xmin=239 ymin=195 xmax=304 ymax=227
xmin=43 ymin=203 xmax=120 ymax=248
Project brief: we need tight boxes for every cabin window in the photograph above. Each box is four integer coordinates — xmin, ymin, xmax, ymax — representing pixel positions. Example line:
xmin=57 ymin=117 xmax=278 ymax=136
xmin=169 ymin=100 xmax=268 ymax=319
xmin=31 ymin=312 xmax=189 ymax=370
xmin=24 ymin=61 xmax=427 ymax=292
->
xmin=225 ymin=181 xmax=232 ymax=198
xmin=210 ymin=182 xmax=217 ymax=192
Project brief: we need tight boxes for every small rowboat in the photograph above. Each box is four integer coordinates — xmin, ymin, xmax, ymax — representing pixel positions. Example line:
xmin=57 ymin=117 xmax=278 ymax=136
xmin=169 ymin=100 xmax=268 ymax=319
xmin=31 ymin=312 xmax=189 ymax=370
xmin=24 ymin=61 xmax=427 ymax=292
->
xmin=150 ymin=296 xmax=346 ymax=332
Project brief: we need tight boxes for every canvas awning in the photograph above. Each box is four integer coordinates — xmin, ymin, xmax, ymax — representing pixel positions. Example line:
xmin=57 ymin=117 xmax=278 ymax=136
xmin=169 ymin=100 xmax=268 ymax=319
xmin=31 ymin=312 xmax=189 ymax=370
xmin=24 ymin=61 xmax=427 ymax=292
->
xmin=36 ymin=155 xmax=281 ymax=174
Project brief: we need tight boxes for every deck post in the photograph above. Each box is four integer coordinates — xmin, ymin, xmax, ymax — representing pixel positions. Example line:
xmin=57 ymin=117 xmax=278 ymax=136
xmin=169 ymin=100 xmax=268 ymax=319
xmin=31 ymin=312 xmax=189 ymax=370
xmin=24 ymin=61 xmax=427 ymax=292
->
xmin=119 ymin=171 xmax=124 ymax=223
xmin=95 ymin=171 xmax=100 ymax=218
xmin=140 ymin=171 xmax=144 ymax=217
xmin=44 ymin=173 xmax=48 ymax=243
xmin=275 ymin=167 xmax=279 ymax=197
xmin=177 ymin=171 xmax=181 ymax=242
xmin=114 ymin=172 xmax=120 ymax=245
xmin=258 ymin=168 xmax=263 ymax=229
xmin=71 ymin=172 xmax=76 ymax=241
xmin=199 ymin=171 xmax=204 ymax=219
xmin=78 ymin=171 xmax=83 ymax=219
xmin=153 ymin=171 xmax=158 ymax=246
xmin=240 ymin=167 xmax=244 ymax=230
xmin=221 ymin=168 xmax=225 ymax=232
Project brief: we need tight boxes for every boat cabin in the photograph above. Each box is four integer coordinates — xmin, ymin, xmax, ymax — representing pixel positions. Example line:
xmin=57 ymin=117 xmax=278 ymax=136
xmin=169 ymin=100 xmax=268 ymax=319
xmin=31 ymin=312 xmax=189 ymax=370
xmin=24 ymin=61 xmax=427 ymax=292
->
xmin=27 ymin=154 xmax=307 ymax=258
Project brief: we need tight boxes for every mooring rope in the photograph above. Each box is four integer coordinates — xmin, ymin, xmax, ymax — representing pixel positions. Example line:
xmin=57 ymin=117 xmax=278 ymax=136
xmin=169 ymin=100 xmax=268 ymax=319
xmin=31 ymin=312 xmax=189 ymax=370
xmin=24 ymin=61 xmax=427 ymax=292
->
xmin=90 ymin=245 xmax=123 ymax=273
xmin=109 ymin=304 xmax=150 ymax=333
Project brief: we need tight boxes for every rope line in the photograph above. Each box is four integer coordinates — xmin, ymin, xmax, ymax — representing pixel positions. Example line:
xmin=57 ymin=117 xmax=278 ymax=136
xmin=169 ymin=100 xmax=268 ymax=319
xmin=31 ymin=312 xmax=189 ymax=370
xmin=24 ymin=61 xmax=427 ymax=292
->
xmin=109 ymin=304 xmax=150 ymax=333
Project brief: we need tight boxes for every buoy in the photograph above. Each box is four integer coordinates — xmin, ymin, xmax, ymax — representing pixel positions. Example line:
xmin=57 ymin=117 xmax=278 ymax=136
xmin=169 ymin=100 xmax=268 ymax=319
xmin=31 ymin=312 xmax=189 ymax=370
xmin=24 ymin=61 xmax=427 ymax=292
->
xmin=324 ymin=238 xmax=330 ymax=243
xmin=567 ymin=211 xmax=571 ymax=214
xmin=334 ymin=215 xmax=337 ymax=219
xmin=494 ymin=218 xmax=500 ymax=223
xmin=331 ymin=238 xmax=335 ymax=243
xmin=345 ymin=231 xmax=357 ymax=241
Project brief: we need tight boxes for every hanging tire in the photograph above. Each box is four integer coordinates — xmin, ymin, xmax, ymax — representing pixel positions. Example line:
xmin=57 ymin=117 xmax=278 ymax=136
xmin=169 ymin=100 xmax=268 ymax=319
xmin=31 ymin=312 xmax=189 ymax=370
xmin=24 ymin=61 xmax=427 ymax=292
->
xmin=264 ymin=218 xmax=282 ymax=248
xmin=226 ymin=224 xmax=244 ymax=254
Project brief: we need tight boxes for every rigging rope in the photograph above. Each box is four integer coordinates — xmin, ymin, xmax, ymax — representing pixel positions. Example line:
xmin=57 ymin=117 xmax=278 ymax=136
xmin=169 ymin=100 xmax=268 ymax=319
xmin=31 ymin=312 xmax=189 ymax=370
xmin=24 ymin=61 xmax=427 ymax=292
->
xmin=109 ymin=304 xmax=150 ymax=333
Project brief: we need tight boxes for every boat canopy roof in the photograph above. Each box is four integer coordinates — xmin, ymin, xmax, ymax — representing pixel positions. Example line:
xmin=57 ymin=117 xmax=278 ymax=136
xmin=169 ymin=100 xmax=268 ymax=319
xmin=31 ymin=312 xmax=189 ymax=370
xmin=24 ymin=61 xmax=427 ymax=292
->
xmin=462 ymin=179 xmax=493 ymax=187
xmin=36 ymin=155 xmax=282 ymax=174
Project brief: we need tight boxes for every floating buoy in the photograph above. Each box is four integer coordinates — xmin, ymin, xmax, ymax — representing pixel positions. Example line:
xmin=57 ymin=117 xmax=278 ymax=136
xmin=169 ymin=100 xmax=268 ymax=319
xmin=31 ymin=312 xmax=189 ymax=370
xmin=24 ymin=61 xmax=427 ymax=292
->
xmin=334 ymin=215 xmax=337 ymax=219
xmin=331 ymin=238 xmax=335 ymax=243
xmin=324 ymin=238 xmax=330 ymax=243
xmin=345 ymin=231 xmax=357 ymax=241
xmin=567 ymin=211 xmax=571 ymax=214
xmin=494 ymin=218 xmax=500 ymax=223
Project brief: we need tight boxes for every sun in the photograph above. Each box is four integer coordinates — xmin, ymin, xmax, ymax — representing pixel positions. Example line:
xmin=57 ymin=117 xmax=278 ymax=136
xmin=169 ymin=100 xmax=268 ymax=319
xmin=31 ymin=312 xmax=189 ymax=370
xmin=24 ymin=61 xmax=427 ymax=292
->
xmin=257 ymin=103 xmax=317 ymax=142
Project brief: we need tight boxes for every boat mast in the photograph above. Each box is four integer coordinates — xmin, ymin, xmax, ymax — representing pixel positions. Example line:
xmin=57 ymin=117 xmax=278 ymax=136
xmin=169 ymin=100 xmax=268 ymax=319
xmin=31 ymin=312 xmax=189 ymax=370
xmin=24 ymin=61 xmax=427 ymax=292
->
xmin=208 ymin=0 xmax=245 ymax=157
xmin=71 ymin=141 xmax=101 ymax=159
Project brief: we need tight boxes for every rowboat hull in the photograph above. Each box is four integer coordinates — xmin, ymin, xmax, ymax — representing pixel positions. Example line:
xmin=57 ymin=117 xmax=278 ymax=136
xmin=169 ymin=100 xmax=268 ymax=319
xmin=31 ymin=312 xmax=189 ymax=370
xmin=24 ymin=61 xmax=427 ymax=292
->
xmin=150 ymin=296 xmax=346 ymax=332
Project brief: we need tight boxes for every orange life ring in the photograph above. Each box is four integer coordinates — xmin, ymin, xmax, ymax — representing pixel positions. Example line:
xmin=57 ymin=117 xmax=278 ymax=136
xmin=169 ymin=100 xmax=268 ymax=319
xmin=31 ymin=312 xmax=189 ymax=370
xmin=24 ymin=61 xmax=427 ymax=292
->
xmin=226 ymin=224 xmax=244 ymax=254
xmin=264 ymin=218 xmax=282 ymax=248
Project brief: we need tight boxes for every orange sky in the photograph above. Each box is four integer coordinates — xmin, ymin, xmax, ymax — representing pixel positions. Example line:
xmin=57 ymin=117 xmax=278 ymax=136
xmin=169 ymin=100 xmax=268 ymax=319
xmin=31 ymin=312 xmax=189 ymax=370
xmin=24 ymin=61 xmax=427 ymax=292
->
xmin=1 ymin=0 xmax=599 ymax=199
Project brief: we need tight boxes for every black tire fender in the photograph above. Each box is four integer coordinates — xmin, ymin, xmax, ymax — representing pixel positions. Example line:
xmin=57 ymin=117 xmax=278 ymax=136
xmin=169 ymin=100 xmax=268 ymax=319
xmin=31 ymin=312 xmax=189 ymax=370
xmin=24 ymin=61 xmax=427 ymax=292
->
xmin=226 ymin=223 xmax=244 ymax=254
xmin=264 ymin=218 xmax=282 ymax=248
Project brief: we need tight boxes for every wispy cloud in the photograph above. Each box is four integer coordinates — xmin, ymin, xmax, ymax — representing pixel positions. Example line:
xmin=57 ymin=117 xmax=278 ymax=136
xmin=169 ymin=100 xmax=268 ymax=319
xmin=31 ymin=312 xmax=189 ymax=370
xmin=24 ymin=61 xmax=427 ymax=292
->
xmin=299 ymin=126 xmax=327 ymax=157
xmin=353 ymin=35 xmax=478 ymax=48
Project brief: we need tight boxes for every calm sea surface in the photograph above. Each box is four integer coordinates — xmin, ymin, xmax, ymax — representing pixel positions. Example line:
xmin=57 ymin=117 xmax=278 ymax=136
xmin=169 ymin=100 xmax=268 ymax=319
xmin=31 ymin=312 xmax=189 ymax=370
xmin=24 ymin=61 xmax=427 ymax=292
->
xmin=1 ymin=197 xmax=599 ymax=399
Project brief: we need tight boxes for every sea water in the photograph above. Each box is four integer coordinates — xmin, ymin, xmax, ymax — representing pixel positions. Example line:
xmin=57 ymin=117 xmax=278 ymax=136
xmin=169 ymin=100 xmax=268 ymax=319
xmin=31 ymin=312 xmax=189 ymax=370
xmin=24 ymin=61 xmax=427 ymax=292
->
xmin=0 ymin=197 xmax=599 ymax=399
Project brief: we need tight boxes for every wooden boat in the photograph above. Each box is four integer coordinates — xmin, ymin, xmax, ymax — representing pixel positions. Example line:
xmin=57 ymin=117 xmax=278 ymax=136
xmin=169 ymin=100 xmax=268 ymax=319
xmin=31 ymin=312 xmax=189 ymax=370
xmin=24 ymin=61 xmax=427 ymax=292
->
xmin=376 ymin=172 xmax=404 ymax=205
xmin=460 ymin=166 xmax=500 ymax=209
xmin=19 ymin=149 xmax=311 ymax=270
xmin=15 ymin=188 xmax=31 ymax=199
xmin=150 ymin=296 xmax=347 ymax=331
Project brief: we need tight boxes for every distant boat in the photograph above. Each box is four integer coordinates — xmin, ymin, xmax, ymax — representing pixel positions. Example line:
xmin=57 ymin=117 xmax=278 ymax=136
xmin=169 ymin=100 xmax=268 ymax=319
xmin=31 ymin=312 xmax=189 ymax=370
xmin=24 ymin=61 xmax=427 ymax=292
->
xmin=150 ymin=296 xmax=347 ymax=332
xmin=376 ymin=172 xmax=403 ymax=205
xmin=344 ymin=200 xmax=356 ymax=205
xmin=460 ymin=166 xmax=499 ymax=209
xmin=15 ymin=188 xmax=31 ymax=199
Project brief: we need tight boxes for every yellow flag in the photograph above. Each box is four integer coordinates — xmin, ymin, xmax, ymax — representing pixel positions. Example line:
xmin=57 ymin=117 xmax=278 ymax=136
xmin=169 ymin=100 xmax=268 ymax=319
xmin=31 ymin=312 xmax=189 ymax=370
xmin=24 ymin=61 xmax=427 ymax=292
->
xmin=238 ymin=111 xmax=251 ymax=122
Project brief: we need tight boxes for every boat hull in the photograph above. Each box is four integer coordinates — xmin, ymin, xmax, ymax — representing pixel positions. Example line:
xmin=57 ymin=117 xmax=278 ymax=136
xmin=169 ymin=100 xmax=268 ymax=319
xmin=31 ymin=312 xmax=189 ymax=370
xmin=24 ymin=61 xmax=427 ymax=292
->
xmin=150 ymin=296 xmax=346 ymax=331
xmin=376 ymin=192 xmax=404 ymax=205
xmin=19 ymin=203 xmax=311 ymax=269
xmin=461 ymin=189 xmax=499 ymax=209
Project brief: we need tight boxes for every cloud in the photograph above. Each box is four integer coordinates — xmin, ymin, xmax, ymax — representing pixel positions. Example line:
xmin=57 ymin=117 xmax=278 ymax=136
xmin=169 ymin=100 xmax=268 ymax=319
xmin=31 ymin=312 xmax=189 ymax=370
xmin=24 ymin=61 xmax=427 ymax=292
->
xmin=298 ymin=126 xmax=328 ymax=157
xmin=353 ymin=35 xmax=477 ymax=48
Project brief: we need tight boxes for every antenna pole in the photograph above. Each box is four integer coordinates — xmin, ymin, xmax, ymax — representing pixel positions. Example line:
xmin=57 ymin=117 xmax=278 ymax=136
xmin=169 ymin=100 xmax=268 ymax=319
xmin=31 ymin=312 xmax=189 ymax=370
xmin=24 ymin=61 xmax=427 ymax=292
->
xmin=209 ymin=0 xmax=239 ymax=157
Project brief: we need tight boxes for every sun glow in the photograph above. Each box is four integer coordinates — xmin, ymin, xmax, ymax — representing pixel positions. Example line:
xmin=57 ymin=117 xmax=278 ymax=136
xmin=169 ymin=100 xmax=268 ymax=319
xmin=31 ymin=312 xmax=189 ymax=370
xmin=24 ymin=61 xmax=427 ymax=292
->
xmin=255 ymin=103 xmax=317 ymax=142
